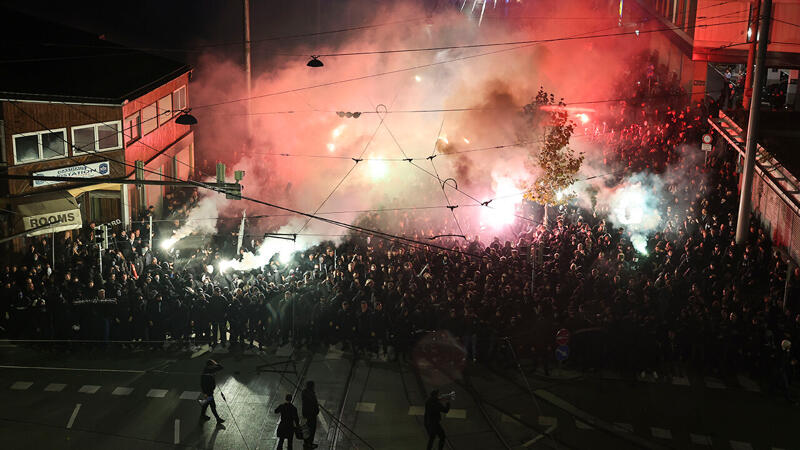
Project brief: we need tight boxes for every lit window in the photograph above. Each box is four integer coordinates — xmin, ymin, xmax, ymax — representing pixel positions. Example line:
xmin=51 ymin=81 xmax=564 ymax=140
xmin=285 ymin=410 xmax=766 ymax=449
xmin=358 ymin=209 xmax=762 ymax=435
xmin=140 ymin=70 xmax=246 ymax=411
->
xmin=124 ymin=112 xmax=141 ymax=143
xmin=71 ymin=121 xmax=122 ymax=155
xmin=172 ymin=85 xmax=187 ymax=113
xmin=12 ymin=129 xmax=67 ymax=164
xmin=158 ymin=95 xmax=172 ymax=126
xmin=141 ymin=103 xmax=157 ymax=136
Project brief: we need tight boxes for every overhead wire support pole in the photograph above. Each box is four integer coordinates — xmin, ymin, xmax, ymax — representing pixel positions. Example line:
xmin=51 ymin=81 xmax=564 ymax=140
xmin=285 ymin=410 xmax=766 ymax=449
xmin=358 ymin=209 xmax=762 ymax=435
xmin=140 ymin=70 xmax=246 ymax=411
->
xmin=736 ymin=0 xmax=771 ymax=244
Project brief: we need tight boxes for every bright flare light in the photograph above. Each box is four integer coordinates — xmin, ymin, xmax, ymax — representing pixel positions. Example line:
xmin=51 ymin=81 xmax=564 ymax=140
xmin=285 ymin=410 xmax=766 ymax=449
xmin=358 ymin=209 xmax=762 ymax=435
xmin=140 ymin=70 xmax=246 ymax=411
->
xmin=279 ymin=250 xmax=292 ymax=264
xmin=483 ymin=176 xmax=522 ymax=229
xmin=160 ymin=238 xmax=176 ymax=250
xmin=205 ymin=264 xmax=214 ymax=274
xmin=632 ymin=234 xmax=648 ymax=255
xmin=577 ymin=113 xmax=590 ymax=124
xmin=367 ymin=155 xmax=387 ymax=180
xmin=438 ymin=136 xmax=449 ymax=145
xmin=332 ymin=125 xmax=345 ymax=139
xmin=613 ymin=186 xmax=645 ymax=225
xmin=463 ymin=137 xmax=470 ymax=144
xmin=327 ymin=143 xmax=335 ymax=152
xmin=414 ymin=75 xmax=422 ymax=82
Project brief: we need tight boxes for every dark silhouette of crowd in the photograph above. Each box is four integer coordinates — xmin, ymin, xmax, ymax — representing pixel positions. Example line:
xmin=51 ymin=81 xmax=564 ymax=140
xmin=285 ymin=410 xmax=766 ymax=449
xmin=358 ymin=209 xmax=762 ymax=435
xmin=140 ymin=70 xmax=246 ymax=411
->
xmin=1 ymin=52 xmax=797 ymax=401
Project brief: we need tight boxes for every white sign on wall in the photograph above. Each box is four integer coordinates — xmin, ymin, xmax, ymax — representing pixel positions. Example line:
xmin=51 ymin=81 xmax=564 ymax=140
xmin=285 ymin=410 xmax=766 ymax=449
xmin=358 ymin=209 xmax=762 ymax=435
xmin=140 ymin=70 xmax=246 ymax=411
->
xmin=32 ymin=161 xmax=111 ymax=187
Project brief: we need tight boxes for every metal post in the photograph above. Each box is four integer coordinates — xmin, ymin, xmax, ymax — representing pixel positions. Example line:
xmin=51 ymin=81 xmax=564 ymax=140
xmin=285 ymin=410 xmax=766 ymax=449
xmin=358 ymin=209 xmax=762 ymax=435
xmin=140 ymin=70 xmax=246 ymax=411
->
xmin=784 ymin=261 xmax=794 ymax=311
xmin=148 ymin=215 xmax=153 ymax=250
xmin=743 ymin=0 xmax=761 ymax=108
xmin=52 ymin=231 xmax=55 ymax=271
xmin=236 ymin=210 xmax=246 ymax=254
xmin=736 ymin=0 xmax=771 ymax=245
xmin=243 ymin=0 xmax=252 ymax=138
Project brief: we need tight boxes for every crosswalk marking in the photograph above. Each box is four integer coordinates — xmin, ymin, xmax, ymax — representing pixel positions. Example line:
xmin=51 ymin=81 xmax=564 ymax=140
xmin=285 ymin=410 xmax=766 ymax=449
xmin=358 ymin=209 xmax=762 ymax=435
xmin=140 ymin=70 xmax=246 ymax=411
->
xmin=180 ymin=391 xmax=202 ymax=400
xmin=736 ymin=375 xmax=761 ymax=392
xmin=704 ymin=377 xmax=726 ymax=389
xmin=501 ymin=413 xmax=521 ymax=423
xmin=671 ymin=376 xmax=690 ymax=386
xmin=324 ymin=351 xmax=342 ymax=360
xmin=614 ymin=422 xmax=633 ymax=433
xmin=355 ymin=402 xmax=375 ymax=413
xmin=44 ymin=383 xmax=67 ymax=392
xmin=174 ymin=419 xmax=180 ymax=444
xmin=408 ymin=406 xmax=424 ymax=416
xmin=575 ymin=419 xmax=594 ymax=430
xmin=78 ymin=385 xmax=100 ymax=394
xmin=147 ymin=389 xmax=168 ymax=398
xmin=11 ymin=381 xmax=33 ymax=390
xmin=538 ymin=416 xmax=558 ymax=427
xmin=112 ymin=387 xmax=134 ymax=396
xmin=650 ymin=427 xmax=672 ymax=439
xmin=445 ymin=409 xmax=467 ymax=419
xmin=730 ymin=441 xmax=753 ymax=450
xmin=690 ymin=433 xmax=713 ymax=446
xmin=66 ymin=403 xmax=81 ymax=429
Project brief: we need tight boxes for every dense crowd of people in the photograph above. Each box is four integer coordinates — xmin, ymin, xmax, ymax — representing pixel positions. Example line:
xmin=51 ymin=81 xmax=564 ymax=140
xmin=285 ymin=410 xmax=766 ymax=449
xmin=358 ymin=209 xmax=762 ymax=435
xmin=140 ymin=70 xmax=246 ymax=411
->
xmin=1 ymin=52 xmax=797 ymax=400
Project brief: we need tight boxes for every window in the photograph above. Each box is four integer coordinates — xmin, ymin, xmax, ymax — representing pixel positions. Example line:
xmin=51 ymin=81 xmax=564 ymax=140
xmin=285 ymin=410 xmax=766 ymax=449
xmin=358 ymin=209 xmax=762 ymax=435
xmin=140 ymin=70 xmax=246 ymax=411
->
xmin=12 ymin=129 xmax=67 ymax=164
xmin=141 ymin=102 xmax=157 ymax=136
xmin=157 ymin=95 xmax=172 ymax=126
xmin=124 ymin=112 xmax=141 ymax=144
xmin=71 ymin=121 xmax=122 ymax=155
xmin=172 ymin=85 xmax=187 ymax=113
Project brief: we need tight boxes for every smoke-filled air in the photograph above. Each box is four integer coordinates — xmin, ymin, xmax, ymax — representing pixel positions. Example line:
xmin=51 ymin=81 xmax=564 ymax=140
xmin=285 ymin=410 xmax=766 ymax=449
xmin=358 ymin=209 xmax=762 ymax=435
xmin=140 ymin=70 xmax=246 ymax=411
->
xmin=164 ymin=0 xmax=703 ymax=268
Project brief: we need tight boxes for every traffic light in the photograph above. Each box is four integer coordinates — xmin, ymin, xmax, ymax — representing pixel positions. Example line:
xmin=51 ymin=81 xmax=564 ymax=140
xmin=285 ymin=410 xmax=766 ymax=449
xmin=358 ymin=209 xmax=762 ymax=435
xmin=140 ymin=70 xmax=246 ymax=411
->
xmin=95 ymin=224 xmax=108 ymax=250
xmin=215 ymin=163 xmax=244 ymax=200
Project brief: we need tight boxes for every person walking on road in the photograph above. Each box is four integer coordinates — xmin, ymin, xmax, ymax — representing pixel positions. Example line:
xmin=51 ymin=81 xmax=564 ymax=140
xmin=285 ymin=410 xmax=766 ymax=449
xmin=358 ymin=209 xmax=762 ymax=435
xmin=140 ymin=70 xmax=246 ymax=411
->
xmin=275 ymin=393 xmax=300 ymax=450
xmin=199 ymin=359 xmax=225 ymax=424
xmin=301 ymin=381 xmax=320 ymax=449
xmin=424 ymin=389 xmax=450 ymax=450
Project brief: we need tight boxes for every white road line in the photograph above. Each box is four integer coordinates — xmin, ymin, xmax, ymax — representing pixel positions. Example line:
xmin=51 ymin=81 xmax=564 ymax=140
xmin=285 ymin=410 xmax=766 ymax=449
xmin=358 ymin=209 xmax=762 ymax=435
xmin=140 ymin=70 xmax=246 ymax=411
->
xmin=445 ymin=409 xmax=467 ymax=419
xmin=44 ymin=383 xmax=67 ymax=392
xmin=690 ymin=433 xmax=713 ymax=446
xmin=575 ymin=419 xmax=594 ymax=430
xmin=670 ymin=376 xmax=690 ymax=386
xmin=174 ymin=419 xmax=180 ymax=444
xmin=11 ymin=381 xmax=33 ymax=390
xmin=66 ymin=403 xmax=81 ymax=429
xmin=730 ymin=441 xmax=753 ymax=450
xmin=112 ymin=387 xmax=134 ymax=396
xmin=355 ymin=402 xmax=375 ymax=413
xmin=650 ymin=427 xmax=672 ymax=439
xmin=0 ymin=364 xmax=145 ymax=373
xmin=614 ymin=422 xmax=634 ymax=433
xmin=704 ymin=377 xmax=726 ymax=389
xmin=538 ymin=416 xmax=558 ymax=427
xmin=78 ymin=385 xmax=100 ymax=394
xmin=147 ymin=389 xmax=168 ymax=398
xmin=408 ymin=406 xmax=424 ymax=416
xmin=180 ymin=391 xmax=202 ymax=400
xmin=736 ymin=374 xmax=761 ymax=392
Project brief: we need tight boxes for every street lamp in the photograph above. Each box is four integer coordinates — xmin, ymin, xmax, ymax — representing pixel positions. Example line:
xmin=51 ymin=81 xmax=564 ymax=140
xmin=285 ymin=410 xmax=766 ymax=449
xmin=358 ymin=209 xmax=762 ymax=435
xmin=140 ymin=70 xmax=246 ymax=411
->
xmin=307 ymin=56 xmax=324 ymax=67
xmin=175 ymin=109 xmax=198 ymax=125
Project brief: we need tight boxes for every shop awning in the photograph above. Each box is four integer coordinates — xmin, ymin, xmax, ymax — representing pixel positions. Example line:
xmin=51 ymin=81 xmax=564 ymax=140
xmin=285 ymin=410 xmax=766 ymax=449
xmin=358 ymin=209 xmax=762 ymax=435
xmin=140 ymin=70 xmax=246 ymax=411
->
xmin=17 ymin=191 xmax=82 ymax=237
xmin=67 ymin=182 xmax=121 ymax=198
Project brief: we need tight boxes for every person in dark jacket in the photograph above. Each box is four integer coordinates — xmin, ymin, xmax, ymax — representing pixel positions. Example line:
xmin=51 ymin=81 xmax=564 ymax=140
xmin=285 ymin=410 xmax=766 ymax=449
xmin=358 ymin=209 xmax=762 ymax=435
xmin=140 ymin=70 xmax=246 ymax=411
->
xmin=275 ymin=393 xmax=299 ymax=450
xmin=301 ymin=381 xmax=320 ymax=449
xmin=424 ymin=389 xmax=450 ymax=450
xmin=199 ymin=359 xmax=225 ymax=424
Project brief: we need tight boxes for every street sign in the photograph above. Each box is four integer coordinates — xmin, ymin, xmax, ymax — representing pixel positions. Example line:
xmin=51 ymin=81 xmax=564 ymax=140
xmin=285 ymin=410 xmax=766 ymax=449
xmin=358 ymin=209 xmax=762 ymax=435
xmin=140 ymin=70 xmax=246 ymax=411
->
xmin=555 ymin=345 xmax=569 ymax=361
xmin=702 ymin=133 xmax=713 ymax=144
xmin=556 ymin=328 xmax=570 ymax=346
xmin=701 ymin=143 xmax=712 ymax=151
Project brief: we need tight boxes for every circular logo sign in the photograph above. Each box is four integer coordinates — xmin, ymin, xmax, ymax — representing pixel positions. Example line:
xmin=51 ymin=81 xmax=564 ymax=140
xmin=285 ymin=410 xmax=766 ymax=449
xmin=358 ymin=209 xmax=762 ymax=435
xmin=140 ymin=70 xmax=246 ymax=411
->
xmin=702 ymin=134 xmax=712 ymax=144
xmin=98 ymin=162 xmax=109 ymax=175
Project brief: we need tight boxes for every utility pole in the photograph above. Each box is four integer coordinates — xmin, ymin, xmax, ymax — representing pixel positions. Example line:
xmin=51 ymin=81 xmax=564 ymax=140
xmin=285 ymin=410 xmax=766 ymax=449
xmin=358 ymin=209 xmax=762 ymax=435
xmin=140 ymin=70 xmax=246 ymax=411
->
xmin=243 ymin=0 xmax=252 ymax=138
xmin=736 ymin=0 xmax=771 ymax=244
xmin=237 ymin=210 xmax=246 ymax=255
xmin=148 ymin=215 xmax=153 ymax=250
xmin=743 ymin=0 xmax=761 ymax=108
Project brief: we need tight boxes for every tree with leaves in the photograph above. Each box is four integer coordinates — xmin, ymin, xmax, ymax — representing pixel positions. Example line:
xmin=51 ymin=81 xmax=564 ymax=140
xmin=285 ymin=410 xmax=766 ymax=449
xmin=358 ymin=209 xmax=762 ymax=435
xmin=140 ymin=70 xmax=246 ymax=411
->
xmin=522 ymin=87 xmax=584 ymax=226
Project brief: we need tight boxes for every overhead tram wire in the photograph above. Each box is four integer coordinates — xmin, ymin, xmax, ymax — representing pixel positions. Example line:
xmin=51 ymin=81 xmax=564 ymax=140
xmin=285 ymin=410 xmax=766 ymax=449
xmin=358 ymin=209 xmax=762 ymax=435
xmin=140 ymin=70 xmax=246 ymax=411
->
xmin=294 ymin=101 xmax=397 ymax=235
xmin=189 ymin=16 xmax=747 ymax=110
xmin=9 ymin=102 xmax=491 ymax=260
